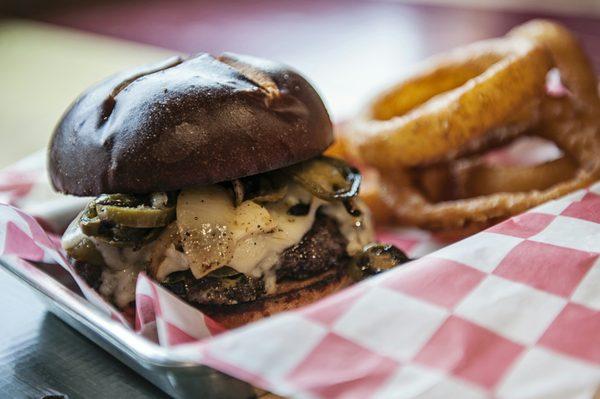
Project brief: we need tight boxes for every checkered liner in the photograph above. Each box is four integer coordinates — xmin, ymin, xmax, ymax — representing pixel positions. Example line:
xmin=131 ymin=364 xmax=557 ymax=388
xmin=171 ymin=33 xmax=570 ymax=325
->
xmin=1 ymin=152 xmax=599 ymax=398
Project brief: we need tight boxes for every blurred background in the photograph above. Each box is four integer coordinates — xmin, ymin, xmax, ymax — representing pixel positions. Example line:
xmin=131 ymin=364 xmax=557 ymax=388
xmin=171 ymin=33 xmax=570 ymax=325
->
xmin=1 ymin=0 xmax=599 ymax=168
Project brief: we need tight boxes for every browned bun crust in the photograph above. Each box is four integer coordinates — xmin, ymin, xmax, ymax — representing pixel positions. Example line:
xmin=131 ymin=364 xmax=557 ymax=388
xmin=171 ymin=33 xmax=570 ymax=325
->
xmin=199 ymin=270 xmax=353 ymax=329
xmin=49 ymin=53 xmax=332 ymax=196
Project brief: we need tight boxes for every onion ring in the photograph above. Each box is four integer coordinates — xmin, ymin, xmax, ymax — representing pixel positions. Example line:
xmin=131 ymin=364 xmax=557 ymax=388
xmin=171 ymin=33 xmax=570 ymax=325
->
xmin=414 ymin=154 xmax=577 ymax=201
xmin=509 ymin=19 xmax=600 ymax=112
xmin=453 ymin=156 xmax=577 ymax=198
xmin=379 ymin=96 xmax=600 ymax=230
xmin=346 ymin=38 xmax=552 ymax=169
xmin=343 ymin=20 xmax=600 ymax=231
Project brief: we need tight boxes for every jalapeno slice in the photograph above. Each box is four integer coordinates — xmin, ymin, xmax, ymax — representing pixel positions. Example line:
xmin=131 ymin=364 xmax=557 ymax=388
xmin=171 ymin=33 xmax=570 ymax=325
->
xmin=79 ymin=202 xmax=103 ymax=237
xmin=94 ymin=225 xmax=163 ymax=248
xmin=206 ymin=266 xmax=242 ymax=278
xmin=250 ymin=181 xmax=287 ymax=203
xmin=96 ymin=205 xmax=175 ymax=228
xmin=233 ymin=175 xmax=288 ymax=205
xmin=95 ymin=193 xmax=142 ymax=207
xmin=348 ymin=243 xmax=409 ymax=281
xmin=65 ymin=236 xmax=105 ymax=266
xmin=284 ymin=156 xmax=361 ymax=201
xmin=78 ymin=191 xmax=175 ymax=248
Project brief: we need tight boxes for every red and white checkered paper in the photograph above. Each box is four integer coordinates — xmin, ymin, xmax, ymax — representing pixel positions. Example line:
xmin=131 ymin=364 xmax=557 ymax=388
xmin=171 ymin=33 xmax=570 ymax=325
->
xmin=1 ymin=152 xmax=599 ymax=398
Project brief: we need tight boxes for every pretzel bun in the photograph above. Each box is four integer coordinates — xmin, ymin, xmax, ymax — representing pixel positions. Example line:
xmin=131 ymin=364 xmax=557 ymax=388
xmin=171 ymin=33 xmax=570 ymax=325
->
xmin=49 ymin=53 xmax=332 ymax=195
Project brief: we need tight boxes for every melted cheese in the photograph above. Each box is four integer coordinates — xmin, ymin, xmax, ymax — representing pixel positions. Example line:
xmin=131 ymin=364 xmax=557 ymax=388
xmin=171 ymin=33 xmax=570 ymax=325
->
xmin=99 ymin=266 xmax=143 ymax=308
xmin=322 ymin=200 xmax=374 ymax=256
xmin=228 ymin=195 xmax=322 ymax=278
xmin=62 ymin=222 xmax=156 ymax=308
xmin=97 ymin=244 xmax=154 ymax=307
xmin=154 ymin=244 xmax=189 ymax=281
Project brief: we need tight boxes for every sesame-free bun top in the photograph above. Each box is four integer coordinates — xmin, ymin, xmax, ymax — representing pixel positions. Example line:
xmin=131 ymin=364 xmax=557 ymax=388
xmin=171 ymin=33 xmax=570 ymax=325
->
xmin=49 ymin=53 xmax=333 ymax=195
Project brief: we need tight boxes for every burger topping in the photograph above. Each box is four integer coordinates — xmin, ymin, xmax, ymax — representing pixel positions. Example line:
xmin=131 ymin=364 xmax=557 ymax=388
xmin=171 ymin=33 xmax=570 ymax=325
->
xmin=63 ymin=214 xmax=157 ymax=307
xmin=147 ymin=223 xmax=190 ymax=281
xmin=63 ymin=156 xmax=375 ymax=307
xmin=163 ymin=213 xmax=349 ymax=306
xmin=99 ymin=264 xmax=145 ymax=308
xmin=78 ymin=193 xmax=176 ymax=248
xmin=175 ymin=183 xmax=328 ymax=280
xmin=153 ymin=184 xmax=373 ymax=295
xmin=62 ymin=233 xmax=105 ymax=267
xmin=284 ymin=156 xmax=361 ymax=202
xmin=231 ymin=174 xmax=288 ymax=206
xmin=96 ymin=204 xmax=174 ymax=229
xmin=348 ymin=244 xmax=410 ymax=281
xmin=322 ymin=200 xmax=372 ymax=255
xmin=176 ymin=184 xmax=278 ymax=279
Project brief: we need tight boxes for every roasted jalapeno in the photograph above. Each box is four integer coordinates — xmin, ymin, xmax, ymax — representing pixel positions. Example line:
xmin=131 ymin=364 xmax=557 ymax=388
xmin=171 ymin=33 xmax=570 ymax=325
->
xmin=79 ymin=202 xmax=101 ymax=237
xmin=96 ymin=205 xmax=175 ymax=228
xmin=348 ymin=243 xmax=409 ymax=281
xmin=64 ymin=236 xmax=105 ymax=266
xmin=284 ymin=156 xmax=361 ymax=201
xmin=78 ymin=191 xmax=176 ymax=248
xmin=95 ymin=193 xmax=141 ymax=207
xmin=234 ymin=175 xmax=288 ymax=205
xmin=95 ymin=225 xmax=163 ymax=248
xmin=206 ymin=266 xmax=242 ymax=278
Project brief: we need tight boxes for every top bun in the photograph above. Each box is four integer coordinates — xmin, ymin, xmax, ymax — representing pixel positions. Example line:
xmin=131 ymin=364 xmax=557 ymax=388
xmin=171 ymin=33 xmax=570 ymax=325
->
xmin=49 ymin=53 xmax=332 ymax=195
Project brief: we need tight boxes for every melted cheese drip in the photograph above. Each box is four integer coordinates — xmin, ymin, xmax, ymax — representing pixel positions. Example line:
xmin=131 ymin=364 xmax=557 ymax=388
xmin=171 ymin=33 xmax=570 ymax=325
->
xmin=99 ymin=267 xmax=142 ymax=308
xmin=62 ymin=225 xmax=155 ymax=308
xmin=96 ymin=243 xmax=155 ymax=307
xmin=155 ymin=245 xmax=190 ymax=281
xmin=322 ymin=200 xmax=374 ymax=255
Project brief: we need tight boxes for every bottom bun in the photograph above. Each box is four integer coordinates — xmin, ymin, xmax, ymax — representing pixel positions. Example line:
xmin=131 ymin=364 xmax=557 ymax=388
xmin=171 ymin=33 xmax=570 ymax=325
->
xmin=197 ymin=269 xmax=354 ymax=329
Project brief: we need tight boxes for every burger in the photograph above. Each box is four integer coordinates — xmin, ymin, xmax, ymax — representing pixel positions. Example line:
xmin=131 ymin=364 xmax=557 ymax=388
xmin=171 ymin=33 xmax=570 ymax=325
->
xmin=50 ymin=53 xmax=406 ymax=328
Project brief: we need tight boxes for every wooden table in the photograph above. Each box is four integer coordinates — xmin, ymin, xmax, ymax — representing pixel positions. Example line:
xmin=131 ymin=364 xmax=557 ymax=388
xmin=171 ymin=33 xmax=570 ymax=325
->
xmin=1 ymin=2 xmax=599 ymax=397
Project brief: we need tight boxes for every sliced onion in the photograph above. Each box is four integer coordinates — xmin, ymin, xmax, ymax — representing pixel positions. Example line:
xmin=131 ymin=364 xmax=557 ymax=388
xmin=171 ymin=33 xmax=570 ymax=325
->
xmin=231 ymin=200 xmax=276 ymax=241
xmin=231 ymin=179 xmax=245 ymax=206
xmin=233 ymin=175 xmax=288 ymax=204
xmin=176 ymin=185 xmax=279 ymax=279
xmin=176 ymin=185 xmax=237 ymax=279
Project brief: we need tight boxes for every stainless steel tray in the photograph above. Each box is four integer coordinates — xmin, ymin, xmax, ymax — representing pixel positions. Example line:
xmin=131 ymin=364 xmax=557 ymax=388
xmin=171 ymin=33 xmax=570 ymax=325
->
xmin=0 ymin=255 xmax=256 ymax=399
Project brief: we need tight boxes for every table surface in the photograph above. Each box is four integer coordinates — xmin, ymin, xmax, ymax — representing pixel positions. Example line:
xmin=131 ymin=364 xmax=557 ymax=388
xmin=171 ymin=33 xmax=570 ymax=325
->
xmin=1 ymin=1 xmax=599 ymax=397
